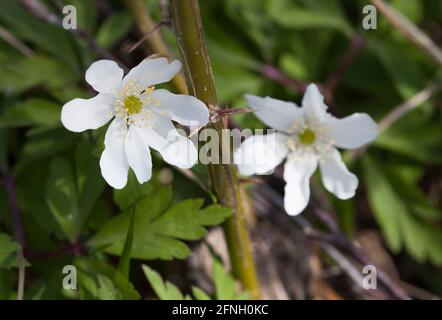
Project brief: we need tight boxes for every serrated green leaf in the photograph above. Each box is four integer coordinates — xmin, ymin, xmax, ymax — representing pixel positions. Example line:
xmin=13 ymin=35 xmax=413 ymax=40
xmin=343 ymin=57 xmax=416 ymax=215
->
xmin=364 ymin=156 xmax=442 ymax=265
xmin=76 ymin=258 xmax=140 ymax=300
xmin=143 ymin=253 xmax=250 ymax=300
xmin=385 ymin=167 xmax=441 ymax=221
xmin=142 ymin=265 xmax=185 ymax=300
xmin=90 ymin=187 xmax=233 ymax=260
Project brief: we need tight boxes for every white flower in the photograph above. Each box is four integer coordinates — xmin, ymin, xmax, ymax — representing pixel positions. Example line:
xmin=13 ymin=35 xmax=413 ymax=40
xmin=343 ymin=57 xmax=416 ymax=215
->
xmin=61 ymin=58 xmax=209 ymax=189
xmin=234 ymin=84 xmax=379 ymax=216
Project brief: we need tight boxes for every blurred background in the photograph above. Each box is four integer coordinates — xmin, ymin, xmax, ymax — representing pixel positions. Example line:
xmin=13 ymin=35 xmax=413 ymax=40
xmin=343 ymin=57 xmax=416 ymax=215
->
xmin=0 ymin=0 xmax=441 ymax=299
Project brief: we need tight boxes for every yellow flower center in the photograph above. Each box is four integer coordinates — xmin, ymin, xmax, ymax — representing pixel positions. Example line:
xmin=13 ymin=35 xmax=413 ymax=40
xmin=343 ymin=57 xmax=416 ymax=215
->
xmin=298 ymin=128 xmax=316 ymax=145
xmin=123 ymin=95 xmax=142 ymax=115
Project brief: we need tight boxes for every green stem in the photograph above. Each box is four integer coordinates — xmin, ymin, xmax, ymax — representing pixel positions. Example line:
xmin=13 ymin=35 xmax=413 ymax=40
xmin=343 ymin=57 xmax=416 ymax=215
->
xmin=170 ymin=0 xmax=261 ymax=299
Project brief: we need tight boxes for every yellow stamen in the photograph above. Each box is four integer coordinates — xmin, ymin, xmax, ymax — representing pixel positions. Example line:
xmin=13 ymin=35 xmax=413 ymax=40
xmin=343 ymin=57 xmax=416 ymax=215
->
xmin=123 ymin=95 xmax=142 ymax=115
xmin=298 ymin=128 xmax=316 ymax=145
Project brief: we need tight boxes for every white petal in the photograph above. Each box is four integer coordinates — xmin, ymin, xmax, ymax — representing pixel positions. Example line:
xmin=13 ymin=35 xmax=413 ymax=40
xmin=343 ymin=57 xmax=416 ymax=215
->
xmin=283 ymin=154 xmax=317 ymax=216
xmin=99 ymin=118 xmax=129 ymax=189
xmin=61 ymin=94 xmax=114 ymax=132
xmin=150 ymin=89 xmax=209 ymax=126
xmin=139 ymin=113 xmax=198 ymax=169
xmin=161 ymin=133 xmax=198 ymax=169
xmin=124 ymin=125 xmax=152 ymax=184
xmin=245 ymin=94 xmax=301 ymax=132
xmin=123 ymin=58 xmax=181 ymax=88
xmin=234 ymin=132 xmax=289 ymax=176
xmin=301 ymin=84 xmax=329 ymax=121
xmin=320 ymin=148 xmax=358 ymax=200
xmin=85 ymin=60 xmax=123 ymax=94
xmin=329 ymin=113 xmax=379 ymax=149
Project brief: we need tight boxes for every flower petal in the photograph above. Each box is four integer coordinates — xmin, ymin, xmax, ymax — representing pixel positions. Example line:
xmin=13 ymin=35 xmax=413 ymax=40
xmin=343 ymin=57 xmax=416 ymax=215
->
xmin=301 ymin=84 xmax=329 ymax=121
xmin=150 ymin=89 xmax=209 ymax=126
xmin=161 ymin=133 xmax=198 ymax=169
xmin=139 ymin=113 xmax=198 ymax=169
xmin=85 ymin=60 xmax=123 ymax=94
xmin=245 ymin=94 xmax=301 ymax=132
xmin=125 ymin=125 xmax=152 ymax=184
xmin=319 ymin=148 xmax=358 ymax=200
xmin=99 ymin=118 xmax=129 ymax=189
xmin=234 ymin=132 xmax=289 ymax=176
xmin=61 ymin=94 xmax=114 ymax=132
xmin=123 ymin=58 xmax=181 ymax=88
xmin=283 ymin=154 xmax=317 ymax=216
xmin=329 ymin=113 xmax=379 ymax=149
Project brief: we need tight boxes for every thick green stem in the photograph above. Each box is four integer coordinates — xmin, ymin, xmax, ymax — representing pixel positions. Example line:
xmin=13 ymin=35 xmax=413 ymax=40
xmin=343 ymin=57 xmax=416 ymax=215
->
xmin=170 ymin=0 xmax=261 ymax=299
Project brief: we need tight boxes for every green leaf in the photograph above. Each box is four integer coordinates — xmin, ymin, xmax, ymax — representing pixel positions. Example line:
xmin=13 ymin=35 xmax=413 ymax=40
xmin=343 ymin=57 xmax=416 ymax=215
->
xmin=16 ymin=159 xmax=61 ymax=237
xmin=46 ymin=157 xmax=80 ymax=243
xmin=212 ymin=61 xmax=264 ymax=102
xmin=76 ymin=258 xmax=140 ymax=300
xmin=116 ymin=207 xmax=135 ymax=279
xmin=0 ymin=55 xmax=77 ymax=95
xmin=96 ymin=13 xmax=132 ymax=49
xmin=368 ymin=38 xmax=426 ymax=99
xmin=90 ymin=187 xmax=233 ymax=260
xmin=0 ymin=98 xmax=61 ymax=128
xmin=268 ymin=0 xmax=352 ymax=35
xmin=363 ymin=156 xmax=442 ymax=265
xmin=20 ymin=127 xmax=77 ymax=164
xmin=374 ymin=107 xmax=442 ymax=164
xmin=385 ymin=166 xmax=441 ymax=221
xmin=113 ymin=172 xmax=158 ymax=210
xmin=0 ymin=233 xmax=19 ymax=270
xmin=0 ymin=0 xmax=78 ymax=70
xmin=142 ymin=252 xmax=250 ymax=300
xmin=0 ymin=269 xmax=12 ymax=299
xmin=213 ymin=256 xmax=236 ymax=300
xmin=142 ymin=265 xmax=186 ymax=300
xmin=74 ymin=139 xmax=106 ymax=220
xmin=191 ymin=286 xmax=211 ymax=300
xmin=66 ymin=0 xmax=97 ymax=32
xmin=211 ymin=253 xmax=251 ymax=300
xmin=46 ymin=140 xmax=104 ymax=242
